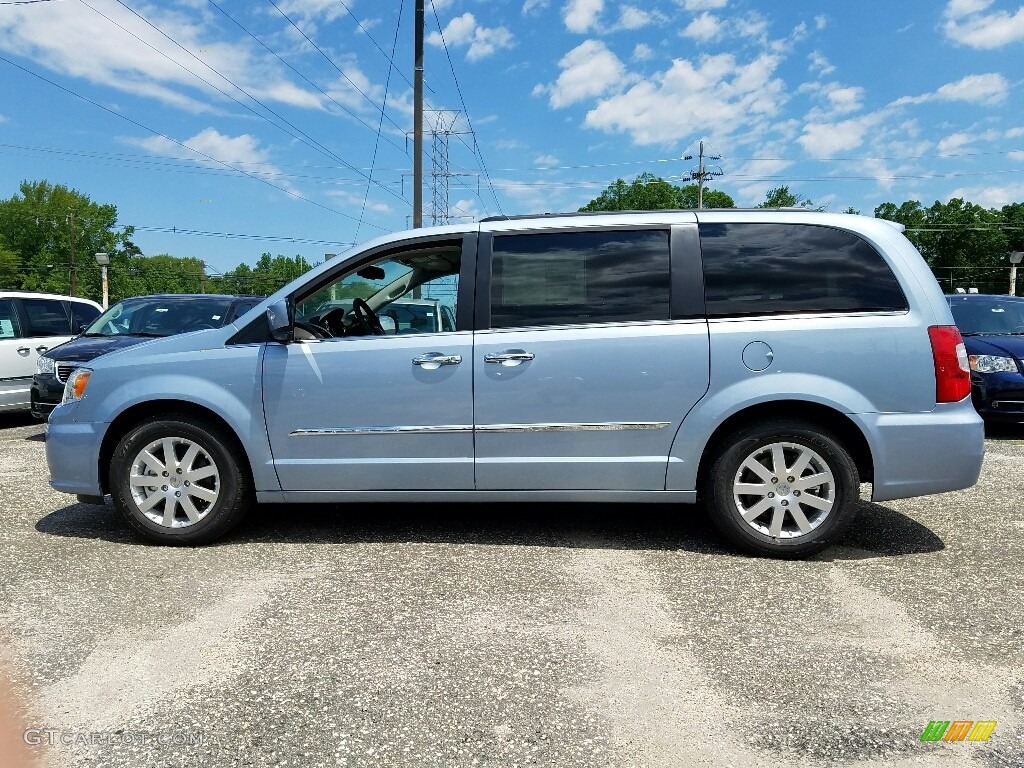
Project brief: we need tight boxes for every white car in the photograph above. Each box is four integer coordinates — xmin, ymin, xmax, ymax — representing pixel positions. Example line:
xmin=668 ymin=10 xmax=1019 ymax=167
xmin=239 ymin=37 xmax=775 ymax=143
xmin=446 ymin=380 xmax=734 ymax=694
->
xmin=0 ymin=291 xmax=102 ymax=412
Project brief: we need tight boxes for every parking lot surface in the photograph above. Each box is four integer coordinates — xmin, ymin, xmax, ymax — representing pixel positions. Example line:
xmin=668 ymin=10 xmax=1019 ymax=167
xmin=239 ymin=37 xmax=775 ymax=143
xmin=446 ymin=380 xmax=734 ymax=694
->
xmin=0 ymin=412 xmax=1021 ymax=768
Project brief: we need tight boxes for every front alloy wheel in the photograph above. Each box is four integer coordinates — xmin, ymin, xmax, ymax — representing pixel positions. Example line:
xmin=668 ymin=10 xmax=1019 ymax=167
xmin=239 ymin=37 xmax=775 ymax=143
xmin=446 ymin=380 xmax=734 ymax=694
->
xmin=110 ymin=415 xmax=252 ymax=545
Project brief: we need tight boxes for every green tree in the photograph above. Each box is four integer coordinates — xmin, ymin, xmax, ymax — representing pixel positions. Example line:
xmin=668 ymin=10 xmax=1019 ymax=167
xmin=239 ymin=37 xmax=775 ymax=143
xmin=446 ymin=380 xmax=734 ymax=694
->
xmin=0 ymin=238 xmax=20 ymax=289
xmin=757 ymin=185 xmax=824 ymax=211
xmin=580 ymin=173 xmax=734 ymax=211
xmin=220 ymin=253 xmax=314 ymax=296
xmin=0 ymin=180 xmax=131 ymax=301
xmin=677 ymin=184 xmax=735 ymax=209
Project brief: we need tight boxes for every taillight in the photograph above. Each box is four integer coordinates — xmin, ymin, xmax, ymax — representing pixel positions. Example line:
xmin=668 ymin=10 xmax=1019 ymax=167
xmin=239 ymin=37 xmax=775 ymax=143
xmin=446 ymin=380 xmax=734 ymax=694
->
xmin=928 ymin=325 xmax=971 ymax=403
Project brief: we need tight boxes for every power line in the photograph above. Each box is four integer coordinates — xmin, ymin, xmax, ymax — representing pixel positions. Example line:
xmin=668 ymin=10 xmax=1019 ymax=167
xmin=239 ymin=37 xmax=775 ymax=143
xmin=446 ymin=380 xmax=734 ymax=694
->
xmin=98 ymin=0 xmax=408 ymax=206
xmin=0 ymin=53 xmax=388 ymax=229
xmin=205 ymin=0 xmax=409 ymax=157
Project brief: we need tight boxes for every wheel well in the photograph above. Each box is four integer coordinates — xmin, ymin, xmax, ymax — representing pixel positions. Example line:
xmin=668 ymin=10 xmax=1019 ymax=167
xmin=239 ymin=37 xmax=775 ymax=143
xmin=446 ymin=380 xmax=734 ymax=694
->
xmin=695 ymin=401 xmax=874 ymax=496
xmin=99 ymin=400 xmax=254 ymax=495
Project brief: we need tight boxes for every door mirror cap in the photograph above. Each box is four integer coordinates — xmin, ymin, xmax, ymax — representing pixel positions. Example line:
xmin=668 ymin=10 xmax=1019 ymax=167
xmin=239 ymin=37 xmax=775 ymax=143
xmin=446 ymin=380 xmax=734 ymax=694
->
xmin=267 ymin=298 xmax=295 ymax=343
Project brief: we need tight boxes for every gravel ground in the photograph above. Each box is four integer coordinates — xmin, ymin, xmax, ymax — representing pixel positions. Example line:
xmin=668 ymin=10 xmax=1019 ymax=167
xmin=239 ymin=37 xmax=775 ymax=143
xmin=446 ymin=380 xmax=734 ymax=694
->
xmin=0 ymin=411 xmax=1021 ymax=768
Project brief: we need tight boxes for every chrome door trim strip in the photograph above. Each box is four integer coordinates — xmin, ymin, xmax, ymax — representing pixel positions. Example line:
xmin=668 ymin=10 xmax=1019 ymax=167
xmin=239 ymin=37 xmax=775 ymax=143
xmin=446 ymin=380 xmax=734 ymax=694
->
xmin=290 ymin=421 xmax=669 ymax=437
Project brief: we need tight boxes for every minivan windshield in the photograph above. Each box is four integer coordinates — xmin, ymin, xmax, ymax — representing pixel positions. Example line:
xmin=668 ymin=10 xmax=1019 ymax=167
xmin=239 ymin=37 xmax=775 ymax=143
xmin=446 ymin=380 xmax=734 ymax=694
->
xmin=948 ymin=297 xmax=1024 ymax=336
xmin=83 ymin=296 xmax=235 ymax=337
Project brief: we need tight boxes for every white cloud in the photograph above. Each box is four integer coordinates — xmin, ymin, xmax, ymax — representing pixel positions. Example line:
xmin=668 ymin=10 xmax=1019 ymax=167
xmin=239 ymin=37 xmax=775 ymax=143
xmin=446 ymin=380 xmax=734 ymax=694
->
xmin=1010 ymin=150 xmax=1024 ymax=161
xmin=798 ymin=113 xmax=884 ymax=159
xmin=814 ymin=14 xmax=828 ymax=30
xmin=546 ymin=40 xmax=629 ymax=108
xmin=325 ymin=188 xmax=392 ymax=214
xmin=943 ymin=1 xmax=1024 ymax=48
xmin=827 ymin=86 xmax=864 ymax=114
xmin=426 ymin=12 xmax=515 ymax=60
xmin=582 ymin=52 xmax=786 ymax=146
xmin=534 ymin=154 xmax=560 ymax=166
xmin=937 ymin=132 xmax=972 ymax=154
xmin=564 ymin=0 xmax=603 ymax=33
xmin=948 ymin=182 xmax=1024 ymax=208
xmin=682 ymin=12 xmax=722 ymax=40
xmin=429 ymin=0 xmax=458 ymax=12
xmin=0 ymin=1 xmax=324 ymax=113
xmin=275 ymin=0 xmax=347 ymax=23
xmin=522 ymin=0 xmax=549 ymax=15
xmin=1007 ymin=127 xmax=1024 ymax=139
xmin=633 ymin=43 xmax=653 ymax=61
xmin=618 ymin=6 xmax=653 ymax=30
xmin=808 ymin=51 xmax=834 ymax=76
xmin=680 ymin=0 xmax=727 ymax=9
xmin=894 ymin=73 xmax=1009 ymax=107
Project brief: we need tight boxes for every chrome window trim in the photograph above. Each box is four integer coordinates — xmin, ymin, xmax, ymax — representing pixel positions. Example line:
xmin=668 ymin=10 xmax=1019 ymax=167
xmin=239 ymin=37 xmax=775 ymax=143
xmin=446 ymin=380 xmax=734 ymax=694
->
xmin=290 ymin=421 xmax=670 ymax=437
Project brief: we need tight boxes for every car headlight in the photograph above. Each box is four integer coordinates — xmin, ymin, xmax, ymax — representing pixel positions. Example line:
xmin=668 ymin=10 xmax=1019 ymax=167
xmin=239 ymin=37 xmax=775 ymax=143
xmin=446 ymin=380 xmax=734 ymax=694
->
xmin=62 ymin=368 xmax=93 ymax=404
xmin=968 ymin=355 xmax=1018 ymax=374
xmin=35 ymin=356 xmax=55 ymax=375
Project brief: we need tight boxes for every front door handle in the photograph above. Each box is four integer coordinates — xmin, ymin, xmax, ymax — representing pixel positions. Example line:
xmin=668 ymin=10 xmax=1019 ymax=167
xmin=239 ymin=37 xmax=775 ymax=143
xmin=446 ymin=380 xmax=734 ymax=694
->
xmin=412 ymin=353 xmax=462 ymax=369
xmin=484 ymin=350 xmax=535 ymax=366
xmin=35 ymin=346 xmax=48 ymax=354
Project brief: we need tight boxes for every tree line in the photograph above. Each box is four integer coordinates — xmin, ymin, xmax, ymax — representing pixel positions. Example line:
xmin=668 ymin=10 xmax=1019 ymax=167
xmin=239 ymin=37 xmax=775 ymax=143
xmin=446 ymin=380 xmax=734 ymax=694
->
xmin=0 ymin=180 xmax=316 ymax=303
xmin=2 ymin=177 xmax=1023 ymax=303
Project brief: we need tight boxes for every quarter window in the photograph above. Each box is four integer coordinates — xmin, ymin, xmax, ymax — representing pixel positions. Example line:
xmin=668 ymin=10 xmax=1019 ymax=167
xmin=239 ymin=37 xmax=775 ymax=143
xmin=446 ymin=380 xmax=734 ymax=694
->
xmin=69 ymin=300 xmax=101 ymax=333
xmin=21 ymin=299 xmax=72 ymax=336
xmin=701 ymin=223 xmax=908 ymax=317
xmin=489 ymin=229 xmax=671 ymax=328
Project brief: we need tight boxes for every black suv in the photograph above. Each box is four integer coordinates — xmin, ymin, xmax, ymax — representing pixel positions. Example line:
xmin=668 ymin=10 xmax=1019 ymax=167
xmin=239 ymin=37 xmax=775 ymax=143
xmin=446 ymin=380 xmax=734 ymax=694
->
xmin=31 ymin=293 xmax=263 ymax=419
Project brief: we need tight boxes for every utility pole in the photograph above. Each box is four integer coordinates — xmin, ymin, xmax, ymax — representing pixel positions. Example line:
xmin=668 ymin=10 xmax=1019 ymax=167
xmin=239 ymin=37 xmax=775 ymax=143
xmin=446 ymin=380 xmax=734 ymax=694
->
xmin=1010 ymin=251 xmax=1023 ymax=296
xmin=413 ymin=0 xmax=424 ymax=228
xmin=68 ymin=211 xmax=77 ymax=296
xmin=683 ymin=141 xmax=724 ymax=208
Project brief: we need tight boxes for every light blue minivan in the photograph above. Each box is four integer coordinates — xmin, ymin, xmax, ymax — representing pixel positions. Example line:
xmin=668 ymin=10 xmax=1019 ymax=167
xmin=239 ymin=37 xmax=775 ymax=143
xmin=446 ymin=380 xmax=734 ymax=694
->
xmin=45 ymin=210 xmax=985 ymax=557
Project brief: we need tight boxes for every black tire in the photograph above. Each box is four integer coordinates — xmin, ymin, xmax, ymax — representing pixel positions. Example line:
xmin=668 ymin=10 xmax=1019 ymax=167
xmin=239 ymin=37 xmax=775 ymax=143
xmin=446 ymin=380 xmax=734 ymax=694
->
xmin=703 ymin=420 xmax=860 ymax=558
xmin=109 ymin=414 xmax=253 ymax=545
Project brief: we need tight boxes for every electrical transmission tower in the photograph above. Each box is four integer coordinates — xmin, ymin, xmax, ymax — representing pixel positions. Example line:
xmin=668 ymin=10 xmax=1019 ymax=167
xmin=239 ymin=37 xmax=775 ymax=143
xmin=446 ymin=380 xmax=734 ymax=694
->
xmin=683 ymin=140 xmax=724 ymax=208
xmin=425 ymin=110 xmax=477 ymax=225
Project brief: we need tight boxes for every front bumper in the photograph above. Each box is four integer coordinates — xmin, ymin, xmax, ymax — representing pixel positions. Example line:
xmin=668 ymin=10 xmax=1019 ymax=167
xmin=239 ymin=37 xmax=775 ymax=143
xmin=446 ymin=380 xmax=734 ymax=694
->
xmin=45 ymin=407 xmax=108 ymax=497
xmin=30 ymin=373 xmax=64 ymax=420
xmin=971 ymin=372 xmax=1024 ymax=422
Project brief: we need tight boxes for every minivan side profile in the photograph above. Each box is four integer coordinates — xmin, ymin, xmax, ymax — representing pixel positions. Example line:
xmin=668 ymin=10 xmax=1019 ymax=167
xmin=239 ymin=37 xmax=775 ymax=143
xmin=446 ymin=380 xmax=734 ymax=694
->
xmin=0 ymin=291 xmax=102 ymax=412
xmin=44 ymin=210 xmax=985 ymax=558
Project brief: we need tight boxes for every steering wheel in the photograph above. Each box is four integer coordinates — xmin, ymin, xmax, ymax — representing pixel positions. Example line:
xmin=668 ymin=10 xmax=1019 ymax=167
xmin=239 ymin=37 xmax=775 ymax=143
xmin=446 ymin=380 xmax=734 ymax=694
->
xmin=317 ymin=307 xmax=349 ymax=337
xmin=349 ymin=297 xmax=386 ymax=336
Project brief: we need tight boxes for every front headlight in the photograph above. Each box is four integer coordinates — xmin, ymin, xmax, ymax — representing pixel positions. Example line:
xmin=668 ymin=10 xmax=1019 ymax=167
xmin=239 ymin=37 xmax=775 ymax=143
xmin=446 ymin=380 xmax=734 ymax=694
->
xmin=62 ymin=368 xmax=93 ymax=404
xmin=35 ymin=356 xmax=55 ymax=375
xmin=968 ymin=354 xmax=1018 ymax=374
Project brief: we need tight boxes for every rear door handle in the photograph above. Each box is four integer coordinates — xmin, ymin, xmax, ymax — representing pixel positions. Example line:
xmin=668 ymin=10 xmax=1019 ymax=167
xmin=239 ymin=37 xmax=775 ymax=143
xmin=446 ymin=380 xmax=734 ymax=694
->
xmin=484 ymin=350 xmax=535 ymax=366
xmin=412 ymin=353 xmax=462 ymax=368
xmin=17 ymin=347 xmax=30 ymax=356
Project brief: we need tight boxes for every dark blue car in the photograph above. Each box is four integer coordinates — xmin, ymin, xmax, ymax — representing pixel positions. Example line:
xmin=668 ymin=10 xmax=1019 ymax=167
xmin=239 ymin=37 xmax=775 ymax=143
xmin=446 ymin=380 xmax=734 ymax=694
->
xmin=946 ymin=293 xmax=1024 ymax=422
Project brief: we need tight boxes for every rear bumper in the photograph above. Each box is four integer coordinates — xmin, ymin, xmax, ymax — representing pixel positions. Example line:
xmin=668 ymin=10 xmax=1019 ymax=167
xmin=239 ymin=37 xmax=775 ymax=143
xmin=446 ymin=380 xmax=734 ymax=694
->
xmin=861 ymin=400 xmax=985 ymax=502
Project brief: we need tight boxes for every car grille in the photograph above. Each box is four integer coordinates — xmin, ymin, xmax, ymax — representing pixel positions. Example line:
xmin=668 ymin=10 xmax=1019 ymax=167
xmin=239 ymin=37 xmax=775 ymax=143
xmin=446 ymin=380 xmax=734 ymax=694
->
xmin=55 ymin=363 xmax=78 ymax=383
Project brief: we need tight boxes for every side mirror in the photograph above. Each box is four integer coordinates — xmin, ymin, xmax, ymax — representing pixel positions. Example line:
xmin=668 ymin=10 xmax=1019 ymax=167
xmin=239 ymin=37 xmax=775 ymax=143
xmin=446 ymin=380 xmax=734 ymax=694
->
xmin=266 ymin=298 xmax=295 ymax=343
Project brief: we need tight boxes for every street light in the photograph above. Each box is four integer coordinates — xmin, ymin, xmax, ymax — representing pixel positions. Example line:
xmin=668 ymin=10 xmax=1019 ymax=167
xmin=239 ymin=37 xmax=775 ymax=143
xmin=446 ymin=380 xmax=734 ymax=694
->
xmin=1010 ymin=251 xmax=1023 ymax=296
xmin=94 ymin=252 xmax=110 ymax=309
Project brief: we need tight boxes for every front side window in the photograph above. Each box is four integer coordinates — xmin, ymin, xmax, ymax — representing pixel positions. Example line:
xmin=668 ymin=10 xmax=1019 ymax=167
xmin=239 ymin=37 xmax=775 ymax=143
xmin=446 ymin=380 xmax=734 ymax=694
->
xmin=701 ymin=223 xmax=909 ymax=317
xmin=0 ymin=299 xmax=21 ymax=339
xmin=21 ymin=299 xmax=71 ymax=337
xmin=489 ymin=229 xmax=671 ymax=329
xmin=295 ymin=241 xmax=462 ymax=337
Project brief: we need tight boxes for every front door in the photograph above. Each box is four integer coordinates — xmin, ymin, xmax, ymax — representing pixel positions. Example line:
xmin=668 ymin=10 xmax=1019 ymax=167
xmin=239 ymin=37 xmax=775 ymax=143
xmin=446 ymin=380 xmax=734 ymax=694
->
xmin=263 ymin=234 xmax=476 ymax=491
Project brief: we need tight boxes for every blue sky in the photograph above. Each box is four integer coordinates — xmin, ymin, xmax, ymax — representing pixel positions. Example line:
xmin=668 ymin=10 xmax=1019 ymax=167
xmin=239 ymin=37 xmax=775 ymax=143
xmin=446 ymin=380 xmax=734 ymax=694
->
xmin=1 ymin=0 xmax=1023 ymax=275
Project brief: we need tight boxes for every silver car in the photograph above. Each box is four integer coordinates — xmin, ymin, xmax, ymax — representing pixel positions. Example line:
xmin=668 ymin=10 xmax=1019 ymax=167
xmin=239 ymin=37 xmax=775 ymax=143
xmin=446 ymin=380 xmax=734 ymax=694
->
xmin=45 ymin=210 xmax=985 ymax=558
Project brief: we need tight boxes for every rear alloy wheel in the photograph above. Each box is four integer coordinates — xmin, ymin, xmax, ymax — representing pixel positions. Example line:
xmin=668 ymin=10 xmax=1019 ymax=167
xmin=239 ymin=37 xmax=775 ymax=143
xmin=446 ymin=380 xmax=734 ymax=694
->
xmin=110 ymin=415 xmax=252 ymax=545
xmin=704 ymin=421 xmax=860 ymax=558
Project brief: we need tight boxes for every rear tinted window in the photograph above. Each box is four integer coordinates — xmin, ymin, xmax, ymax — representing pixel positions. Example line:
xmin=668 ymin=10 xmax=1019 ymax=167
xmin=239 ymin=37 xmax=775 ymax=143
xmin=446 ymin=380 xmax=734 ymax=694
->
xmin=489 ymin=229 xmax=670 ymax=328
xmin=701 ymin=223 xmax=908 ymax=317
xmin=69 ymin=301 xmax=100 ymax=333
